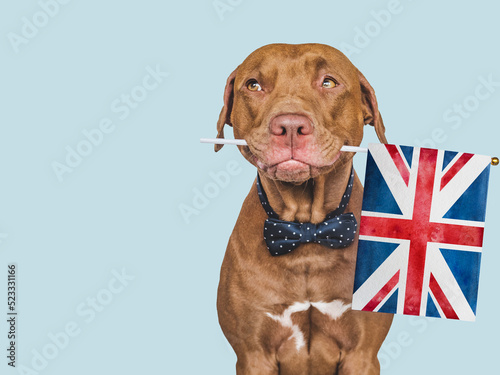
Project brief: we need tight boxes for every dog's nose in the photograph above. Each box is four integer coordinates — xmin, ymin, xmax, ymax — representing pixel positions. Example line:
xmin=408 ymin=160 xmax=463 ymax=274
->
xmin=270 ymin=114 xmax=313 ymax=144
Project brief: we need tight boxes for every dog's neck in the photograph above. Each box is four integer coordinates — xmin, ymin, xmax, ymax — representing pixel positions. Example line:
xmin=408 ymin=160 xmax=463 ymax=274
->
xmin=258 ymin=162 xmax=353 ymax=224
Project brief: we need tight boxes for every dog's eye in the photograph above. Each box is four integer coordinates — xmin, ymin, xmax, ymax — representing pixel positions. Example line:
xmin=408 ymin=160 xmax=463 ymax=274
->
xmin=247 ymin=80 xmax=262 ymax=92
xmin=322 ymin=78 xmax=337 ymax=89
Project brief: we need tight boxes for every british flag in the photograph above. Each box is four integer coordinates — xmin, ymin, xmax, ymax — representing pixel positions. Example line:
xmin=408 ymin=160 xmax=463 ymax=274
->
xmin=351 ymin=144 xmax=491 ymax=321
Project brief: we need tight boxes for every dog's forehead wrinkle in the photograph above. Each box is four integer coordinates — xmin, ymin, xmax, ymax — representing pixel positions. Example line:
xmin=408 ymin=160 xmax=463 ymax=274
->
xmin=308 ymin=56 xmax=329 ymax=71
xmin=242 ymin=48 xmax=321 ymax=77
xmin=303 ymin=55 xmax=345 ymax=80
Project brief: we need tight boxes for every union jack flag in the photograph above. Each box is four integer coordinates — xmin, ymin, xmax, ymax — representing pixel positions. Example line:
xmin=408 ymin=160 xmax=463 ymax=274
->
xmin=351 ymin=144 xmax=491 ymax=321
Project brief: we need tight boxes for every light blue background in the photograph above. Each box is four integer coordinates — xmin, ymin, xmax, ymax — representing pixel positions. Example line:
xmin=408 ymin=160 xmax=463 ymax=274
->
xmin=1 ymin=0 xmax=499 ymax=374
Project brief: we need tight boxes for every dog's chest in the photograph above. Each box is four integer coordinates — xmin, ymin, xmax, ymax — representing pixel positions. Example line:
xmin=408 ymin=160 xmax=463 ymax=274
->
xmin=261 ymin=245 xmax=358 ymax=352
xmin=265 ymin=299 xmax=352 ymax=352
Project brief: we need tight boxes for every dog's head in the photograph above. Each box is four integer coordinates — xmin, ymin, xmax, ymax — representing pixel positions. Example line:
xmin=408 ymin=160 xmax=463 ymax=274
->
xmin=215 ymin=43 xmax=386 ymax=183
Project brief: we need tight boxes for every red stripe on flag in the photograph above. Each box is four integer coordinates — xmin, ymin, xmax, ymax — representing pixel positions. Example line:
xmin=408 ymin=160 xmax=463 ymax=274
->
xmin=426 ymin=222 xmax=484 ymax=247
xmin=429 ymin=273 xmax=459 ymax=320
xmin=403 ymin=148 xmax=438 ymax=316
xmin=362 ymin=271 xmax=400 ymax=312
xmin=440 ymin=153 xmax=474 ymax=191
xmin=360 ymin=216 xmax=413 ymax=240
xmin=386 ymin=145 xmax=410 ymax=186
xmin=360 ymin=216 xmax=484 ymax=248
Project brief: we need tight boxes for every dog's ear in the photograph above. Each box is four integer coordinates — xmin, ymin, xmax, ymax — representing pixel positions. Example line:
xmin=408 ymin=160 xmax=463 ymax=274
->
xmin=358 ymin=70 xmax=387 ymax=144
xmin=215 ymin=67 xmax=238 ymax=152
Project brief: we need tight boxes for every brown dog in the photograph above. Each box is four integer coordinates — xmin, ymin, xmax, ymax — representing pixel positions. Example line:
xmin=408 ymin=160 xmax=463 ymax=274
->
xmin=215 ymin=43 xmax=393 ymax=375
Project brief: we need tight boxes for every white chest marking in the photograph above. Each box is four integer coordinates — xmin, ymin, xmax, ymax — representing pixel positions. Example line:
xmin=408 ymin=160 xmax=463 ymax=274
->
xmin=266 ymin=300 xmax=351 ymax=351
xmin=311 ymin=300 xmax=352 ymax=320
xmin=266 ymin=301 xmax=310 ymax=351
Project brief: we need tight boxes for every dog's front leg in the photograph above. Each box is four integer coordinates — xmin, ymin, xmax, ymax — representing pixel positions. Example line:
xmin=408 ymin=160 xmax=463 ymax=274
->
xmin=235 ymin=351 xmax=279 ymax=375
xmin=336 ymin=351 xmax=381 ymax=375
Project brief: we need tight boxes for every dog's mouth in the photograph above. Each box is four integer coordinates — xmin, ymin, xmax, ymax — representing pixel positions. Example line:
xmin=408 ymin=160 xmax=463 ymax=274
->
xmin=251 ymin=150 xmax=342 ymax=182
xmin=255 ymin=153 xmax=341 ymax=170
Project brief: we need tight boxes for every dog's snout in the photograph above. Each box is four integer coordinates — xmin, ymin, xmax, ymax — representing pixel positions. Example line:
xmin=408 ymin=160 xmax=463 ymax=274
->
xmin=270 ymin=114 xmax=313 ymax=138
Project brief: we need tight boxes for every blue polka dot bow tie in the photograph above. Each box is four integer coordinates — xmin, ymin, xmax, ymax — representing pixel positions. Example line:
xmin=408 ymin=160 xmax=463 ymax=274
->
xmin=257 ymin=168 xmax=358 ymax=256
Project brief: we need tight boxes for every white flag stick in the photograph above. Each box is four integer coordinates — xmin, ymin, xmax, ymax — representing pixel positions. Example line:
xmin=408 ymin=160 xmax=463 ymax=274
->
xmin=200 ymin=138 xmax=368 ymax=153
xmin=200 ymin=138 xmax=248 ymax=146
